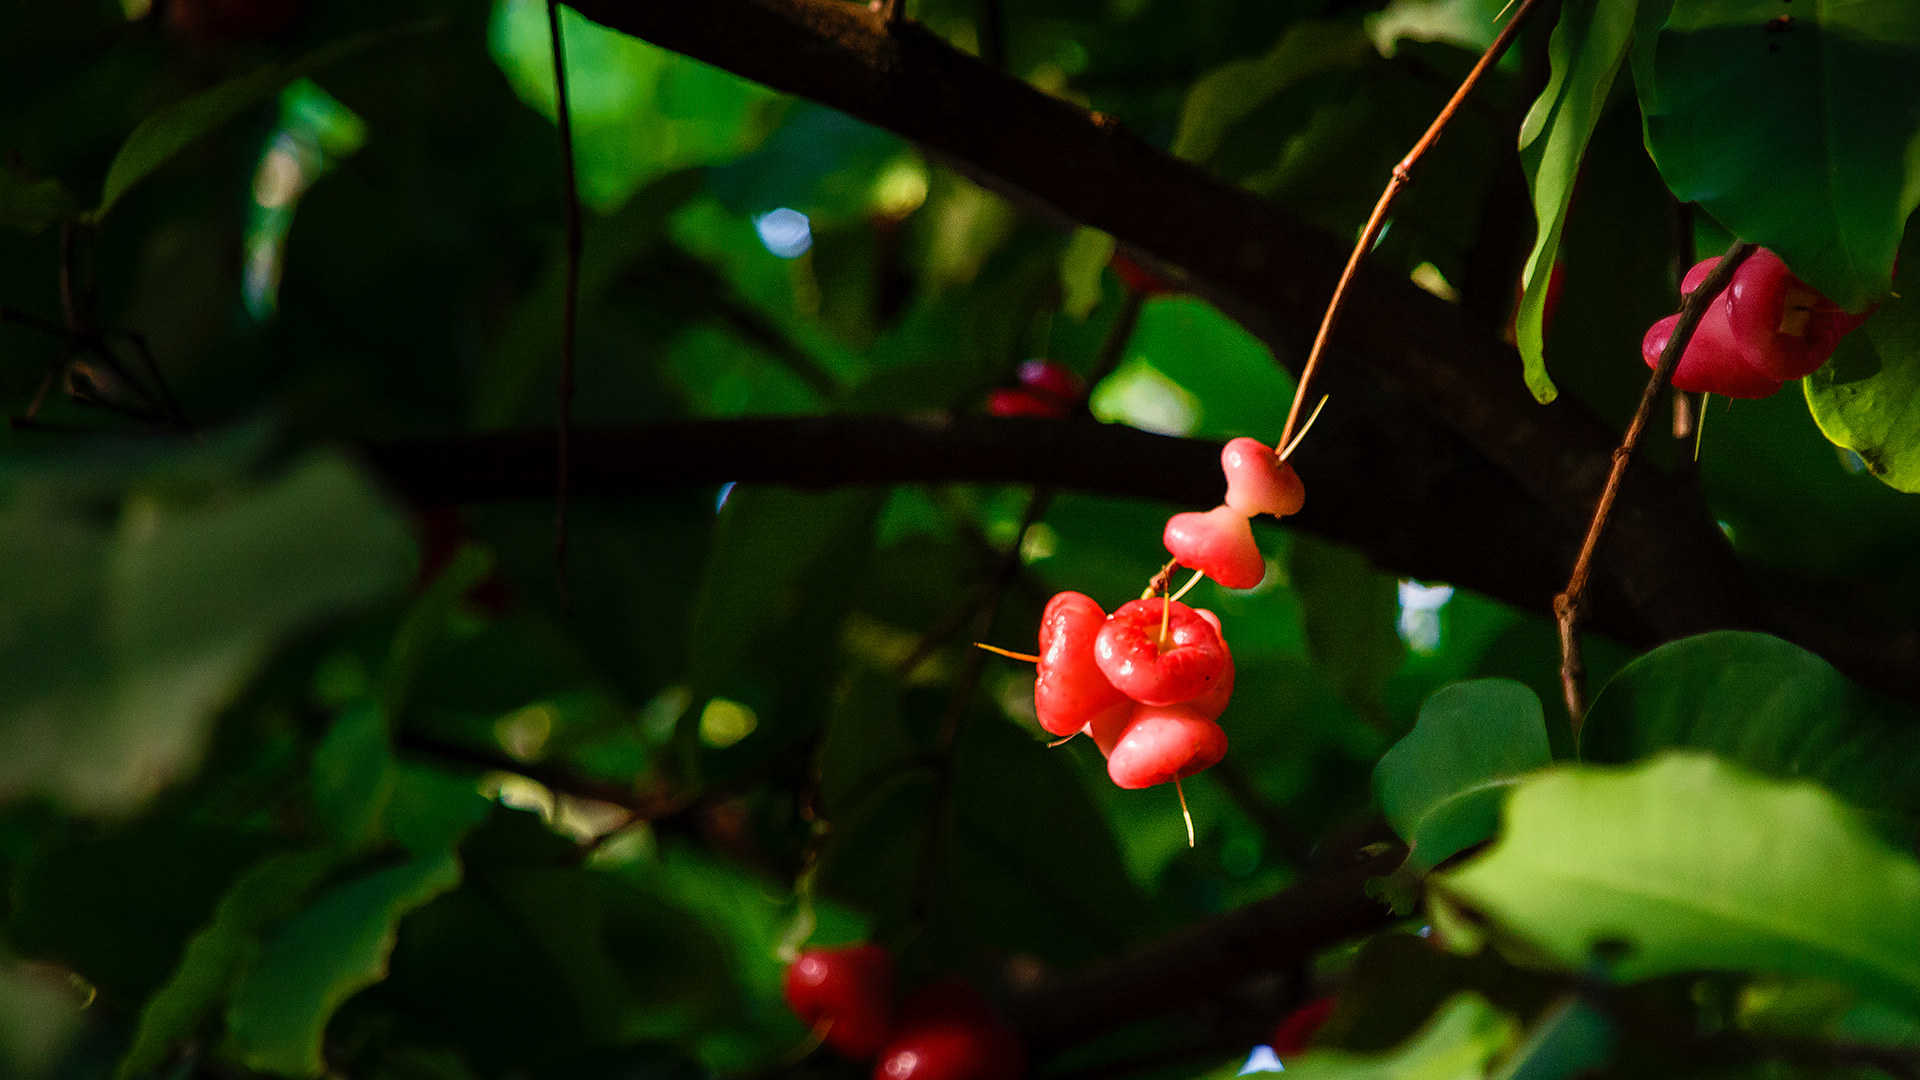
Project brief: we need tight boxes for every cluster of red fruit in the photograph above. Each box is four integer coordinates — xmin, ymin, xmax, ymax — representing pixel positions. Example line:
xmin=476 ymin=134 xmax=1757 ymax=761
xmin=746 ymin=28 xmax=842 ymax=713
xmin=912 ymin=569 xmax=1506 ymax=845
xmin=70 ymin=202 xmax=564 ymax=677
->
xmin=987 ymin=360 xmax=1087 ymax=419
xmin=783 ymin=945 xmax=1024 ymax=1079
xmin=1036 ymin=592 xmax=1232 ymax=789
xmin=1640 ymin=248 xmax=1870 ymax=398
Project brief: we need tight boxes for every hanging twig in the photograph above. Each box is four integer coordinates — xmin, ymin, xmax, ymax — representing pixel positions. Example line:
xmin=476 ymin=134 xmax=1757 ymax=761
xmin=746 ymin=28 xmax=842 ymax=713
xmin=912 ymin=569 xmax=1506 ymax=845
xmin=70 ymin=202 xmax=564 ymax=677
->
xmin=547 ymin=0 xmax=584 ymax=609
xmin=1554 ymin=242 xmax=1756 ymax=730
xmin=1273 ymin=0 xmax=1545 ymax=454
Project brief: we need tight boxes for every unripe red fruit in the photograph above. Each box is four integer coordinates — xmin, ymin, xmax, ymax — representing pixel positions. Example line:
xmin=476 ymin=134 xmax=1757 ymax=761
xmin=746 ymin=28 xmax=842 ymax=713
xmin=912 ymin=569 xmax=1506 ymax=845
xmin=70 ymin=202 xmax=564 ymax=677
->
xmin=1105 ymin=705 xmax=1227 ymax=789
xmin=783 ymin=945 xmax=895 ymax=1060
xmin=1220 ymin=438 xmax=1305 ymax=518
xmin=875 ymin=981 xmax=1025 ymax=1080
xmin=1094 ymin=598 xmax=1229 ymax=706
xmin=1035 ymin=592 xmax=1133 ymax=738
xmin=1163 ymin=505 xmax=1265 ymax=589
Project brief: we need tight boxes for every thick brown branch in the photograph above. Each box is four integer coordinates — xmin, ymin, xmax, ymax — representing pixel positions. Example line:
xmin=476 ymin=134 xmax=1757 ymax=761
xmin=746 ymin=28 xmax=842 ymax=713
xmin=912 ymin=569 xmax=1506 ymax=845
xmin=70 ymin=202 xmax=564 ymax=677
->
xmin=559 ymin=0 xmax=1750 ymax=657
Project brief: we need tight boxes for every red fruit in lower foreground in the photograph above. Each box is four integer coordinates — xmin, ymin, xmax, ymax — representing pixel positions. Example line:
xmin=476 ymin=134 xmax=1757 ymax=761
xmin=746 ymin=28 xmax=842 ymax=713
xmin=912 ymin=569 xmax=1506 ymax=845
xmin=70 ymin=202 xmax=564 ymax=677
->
xmin=1221 ymin=437 xmax=1305 ymax=518
xmin=1094 ymin=598 xmax=1229 ymax=706
xmin=1015 ymin=359 xmax=1085 ymax=403
xmin=784 ymin=945 xmax=895 ymax=1060
xmin=1105 ymin=705 xmax=1227 ymax=788
xmin=1035 ymin=592 xmax=1133 ymax=738
xmin=987 ymin=388 xmax=1069 ymax=418
xmin=1642 ymin=309 xmax=1781 ymax=400
xmin=1272 ymin=995 xmax=1338 ymax=1057
xmin=1163 ymin=505 xmax=1265 ymax=589
xmin=875 ymin=982 xmax=1025 ymax=1080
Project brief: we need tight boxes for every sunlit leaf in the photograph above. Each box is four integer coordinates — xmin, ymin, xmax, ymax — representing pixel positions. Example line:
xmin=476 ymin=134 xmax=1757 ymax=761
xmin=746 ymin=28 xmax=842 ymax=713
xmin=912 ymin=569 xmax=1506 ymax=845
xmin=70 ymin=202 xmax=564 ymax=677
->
xmin=1437 ymin=753 xmax=1920 ymax=1013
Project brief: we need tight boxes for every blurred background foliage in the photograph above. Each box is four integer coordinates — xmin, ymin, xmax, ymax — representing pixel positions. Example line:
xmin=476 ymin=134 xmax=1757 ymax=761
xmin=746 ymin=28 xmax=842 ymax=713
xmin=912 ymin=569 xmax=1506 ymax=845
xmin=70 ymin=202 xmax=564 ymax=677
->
xmin=1 ymin=0 xmax=1918 ymax=1078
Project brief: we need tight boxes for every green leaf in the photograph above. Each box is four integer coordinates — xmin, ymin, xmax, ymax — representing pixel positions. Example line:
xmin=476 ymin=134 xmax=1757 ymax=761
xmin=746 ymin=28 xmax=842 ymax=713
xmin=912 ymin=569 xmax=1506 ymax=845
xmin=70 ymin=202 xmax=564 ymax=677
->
xmin=225 ymin=851 xmax=463 ymax=1077
xmin=1491 ymin=997 xmax=1614 ymax=1080
xmin=94 ymin=20 xmax=438 ymax=219
xmin=118 ymin=850 xmax=339 ymax=1080
xmin=1806 ymin=234 xmax=1920 ymax=492
xmin=1375 ymin=680 xmax=1551 ymax=871
xmin=1580 ymin=632 xmax=1920 ymax=821
xmin=1513 ymin=0 xmax=1637 ymax=403
xmin=1634 ymin=1 xmax=1920 ymax=311
xmin=310 ymin=707 xmax=396 ymax=853
xmin=1436 ymin=753 xmax=1920 ymax=1013
xmin=1284 ymin=993 xmax=1519 ymax=1079
xmin=0 ymin=167 xmax=75 ymax=234
xmin=1059 ymin=227 xmax=1115 ymax=320
xmin=1170 ymin=20 xmax=1372 ymax=164
xmin=0 ymin=452 xmax=415 ymax=815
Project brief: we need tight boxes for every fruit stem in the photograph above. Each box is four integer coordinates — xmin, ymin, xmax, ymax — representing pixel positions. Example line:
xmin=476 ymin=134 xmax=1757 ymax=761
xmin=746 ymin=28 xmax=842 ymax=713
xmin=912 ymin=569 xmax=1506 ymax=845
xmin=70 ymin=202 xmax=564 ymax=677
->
xmin=1271 ymin=0 xmax=1544 ymax=455
xmin=1175 ymin=777 xmax=1195 ymax=848
xmin=1276 ymin=394 xmax=1329 ymax=462
xmin=1168 ymin=569 xmax=1205 ymax=604
xmin=1693 ymin=392 xmax=1711 ymax=462
xmin=1046 ymin=732 xmax=1078 ymax=748
xmin=1157 ymin=595 xmax=1172 ymax=652
xmin=1555 ymin=242 xmax=1757 ymax=733
xmin=973 ymin=642 xmax=1040 ymax=663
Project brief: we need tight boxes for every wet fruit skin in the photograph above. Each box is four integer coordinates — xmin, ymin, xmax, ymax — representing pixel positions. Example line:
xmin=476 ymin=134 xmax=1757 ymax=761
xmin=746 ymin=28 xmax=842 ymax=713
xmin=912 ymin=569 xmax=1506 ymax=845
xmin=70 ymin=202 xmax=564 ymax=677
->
xmin=1034 ymin=592 xmax=1134 ymax=738
xmin=783 ymin=944 xmax=896 ymax=1060
xmin=1220 ymin=438 xmax=1305 ymax=518
xmin=1723 ymin=248 xmax=1869 ymax=380
xmin=1093 ymin=598 xmax=1229 ymax=707
xmin=1642 ymin=309 xmax=1782 ymax=399
xmin=1104 ymin=705 xmax=1227 ymax=789
xmin=1163 ymin=505 xmax=1265 ymax=589
xmin=874 ymin=981 xmax=1026 ymax=1080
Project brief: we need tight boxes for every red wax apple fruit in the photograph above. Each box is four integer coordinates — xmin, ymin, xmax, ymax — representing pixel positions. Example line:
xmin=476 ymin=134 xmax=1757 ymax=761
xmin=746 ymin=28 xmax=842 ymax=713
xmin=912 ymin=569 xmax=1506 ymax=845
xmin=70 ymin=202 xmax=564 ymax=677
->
xmin=874 ymin=981 xmax=1025 ymax=1080
xmin=1221 ymin=437 xmax=1305 ymax=518
xmin=1093 ymin=598 xmax=1229 ymax=706
xmin=1034 ymin=592 xmax=1134 ymax=738
xmin=1163 ymin=504 xmax=1265 ymax=589
xmin=784 ymin=944 xmax=895 ymax=1060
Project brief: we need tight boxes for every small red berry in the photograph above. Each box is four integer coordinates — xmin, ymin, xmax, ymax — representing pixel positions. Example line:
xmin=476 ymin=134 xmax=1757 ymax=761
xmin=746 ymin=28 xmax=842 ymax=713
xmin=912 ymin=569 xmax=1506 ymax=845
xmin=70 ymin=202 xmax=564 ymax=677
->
xmin=875 ymin=981 xmax=1025 ymax=1080
xmin=1163 ymin=505 xmax=1265 ymax=590
xmin=1220 ymin=438 xmax=1305 ymax=518
xmin=1104 ymin=705 xmax=1227 ymax=789
xmin=1015 ymin=360 xmax=1085 ymax=403
xmin=1035 ymin=592 xmax=1133 ymax=738
xmin=987 ymin=388 xmax=1068 ymax=418
xmin=1271 ymin=996 xmax=1338 ymax=1057
xmin=784 ymin=944 xmax=895 ymax=1060
xmin=1093 ymin=598 xmax=1229 ymax=706
xmin=1111 ymin=251 xmax=1177 ymax=297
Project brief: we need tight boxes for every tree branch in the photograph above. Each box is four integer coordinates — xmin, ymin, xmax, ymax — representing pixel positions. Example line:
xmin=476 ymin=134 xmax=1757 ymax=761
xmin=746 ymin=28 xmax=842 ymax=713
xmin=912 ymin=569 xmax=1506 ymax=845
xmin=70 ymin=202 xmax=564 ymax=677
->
xmin=558 ymin=0 xmax=1751 ymax=652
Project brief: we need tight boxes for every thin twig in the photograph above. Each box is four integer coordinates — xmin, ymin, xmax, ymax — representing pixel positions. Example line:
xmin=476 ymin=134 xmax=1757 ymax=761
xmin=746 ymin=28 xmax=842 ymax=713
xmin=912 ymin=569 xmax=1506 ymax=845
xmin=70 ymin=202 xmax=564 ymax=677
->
xmin=911 ymin=487 xmax=1052 ymax=925
xmin=1272 ymin=0 xmax=1544 ymax=454
xmin=1554 ymin=242 xmax=1756 ymax=730
xmin=547 ymin=0 xmax=584 ymax=610
xmin=117 ymin=331 xmax=193 ymax=434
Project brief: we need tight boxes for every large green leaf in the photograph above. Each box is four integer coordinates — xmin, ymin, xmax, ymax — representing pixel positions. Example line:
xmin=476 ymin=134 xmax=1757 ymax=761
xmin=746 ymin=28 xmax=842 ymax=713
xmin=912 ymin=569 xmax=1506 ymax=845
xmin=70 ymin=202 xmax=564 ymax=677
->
xmin=94 ymin=20 xmax=437 ymax=219
xmin=1283 ymin=993 xmax=1519 ymax=1079
xmin=1634 ymin=1 xmax=1920 ymax=311
xmin=0 ymin=452 xmax=415 ymax=815
xmin=1375 ymin=680 xmax=1551 ymax=871
xmin=1170 ymin=20 xmax=1372 ymax=165
xmin=1581 ymin=632 xmax=1920 ymax=821
xmin=117 ymin=851 xmax=340 ymax=1079
xmin=225 ymin=852 xmax=463 ymax=1077
xmin=1805 ymin=231 xmax=1920 ymax=492
xmin=1513 ymin=0 xmax=1637 ymax=403
xmin=1436 ymin=753 xmax=1920 ymax=1013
